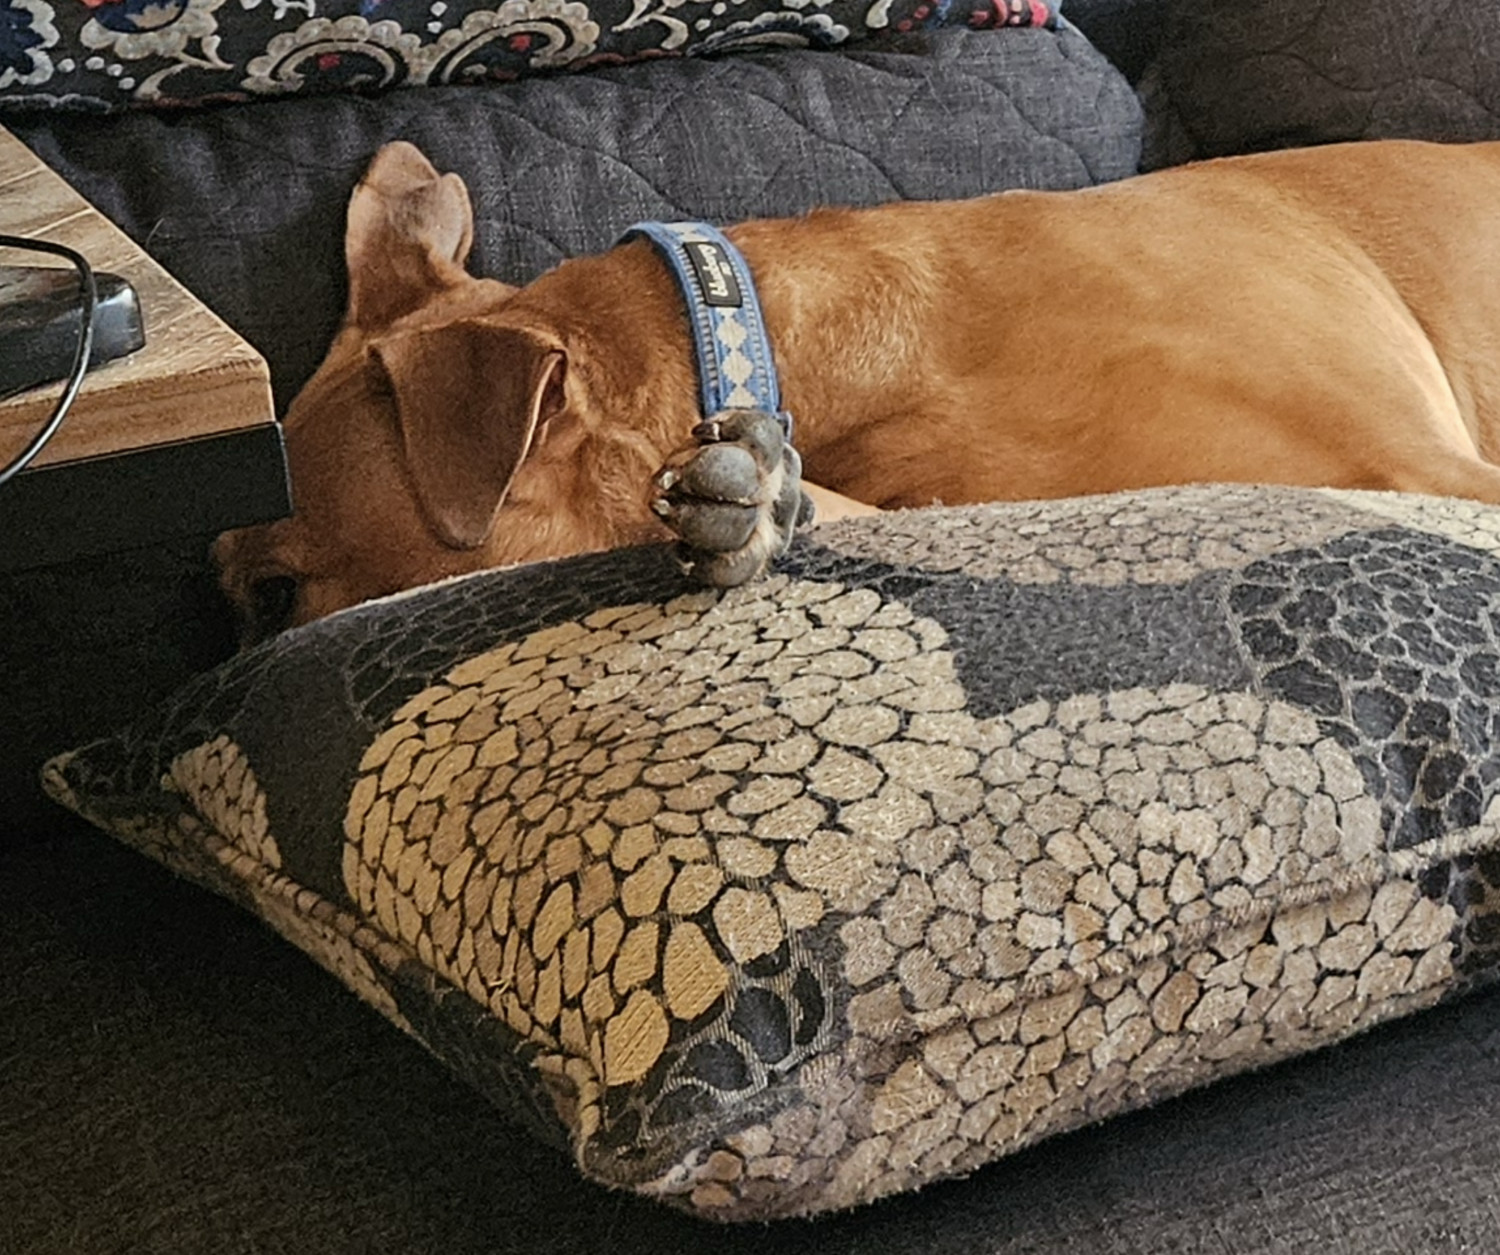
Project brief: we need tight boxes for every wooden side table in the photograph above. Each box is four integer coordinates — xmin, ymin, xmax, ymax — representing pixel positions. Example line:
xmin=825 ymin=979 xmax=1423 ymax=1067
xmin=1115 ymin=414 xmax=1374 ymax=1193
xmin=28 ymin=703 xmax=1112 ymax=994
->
xmin=0 ymin=125 xmax=289 ymax=832
xmin=0 ymin=124 xmax=289 ymax=573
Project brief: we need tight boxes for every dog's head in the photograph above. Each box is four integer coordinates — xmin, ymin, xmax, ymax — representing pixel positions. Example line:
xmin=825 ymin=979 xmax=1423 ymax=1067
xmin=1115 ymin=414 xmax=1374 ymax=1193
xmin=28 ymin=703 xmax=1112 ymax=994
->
xmin=216 ymin=142 xmax=672 ymax=644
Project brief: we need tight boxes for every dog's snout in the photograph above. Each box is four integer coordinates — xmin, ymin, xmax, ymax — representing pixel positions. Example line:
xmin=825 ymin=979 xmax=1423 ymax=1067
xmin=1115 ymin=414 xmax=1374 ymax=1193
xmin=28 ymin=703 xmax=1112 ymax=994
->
xmin=245 ymin=574 xmax=299 ymax=646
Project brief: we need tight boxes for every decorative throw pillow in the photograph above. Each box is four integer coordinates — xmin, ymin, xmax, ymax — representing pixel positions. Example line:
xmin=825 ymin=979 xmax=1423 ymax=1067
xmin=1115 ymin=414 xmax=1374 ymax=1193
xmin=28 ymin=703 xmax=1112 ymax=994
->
xmin=1139 ymin=0 xmax=1500 ymax=168
xmin=43 ymin=484 xmax=1500 ymax=1219
xmin=0 ymin=0 xmax=1054 ymax=110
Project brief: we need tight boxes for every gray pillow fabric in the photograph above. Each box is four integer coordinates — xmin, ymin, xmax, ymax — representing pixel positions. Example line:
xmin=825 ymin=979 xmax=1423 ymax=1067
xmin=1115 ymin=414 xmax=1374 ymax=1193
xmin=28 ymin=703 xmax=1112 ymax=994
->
xmin=1058 ymin=0 xmax=1171 ymax=81
xmin=10 ymin=27 xmax=1142 ymax=409
xmin=1140 ymin=0 xmax=1500 ymax=168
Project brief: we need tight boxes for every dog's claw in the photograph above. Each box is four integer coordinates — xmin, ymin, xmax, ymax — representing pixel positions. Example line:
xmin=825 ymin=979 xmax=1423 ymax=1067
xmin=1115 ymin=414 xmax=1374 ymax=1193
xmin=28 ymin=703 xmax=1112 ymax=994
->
xmin=652 ymin=409 xmax=809 ymax=588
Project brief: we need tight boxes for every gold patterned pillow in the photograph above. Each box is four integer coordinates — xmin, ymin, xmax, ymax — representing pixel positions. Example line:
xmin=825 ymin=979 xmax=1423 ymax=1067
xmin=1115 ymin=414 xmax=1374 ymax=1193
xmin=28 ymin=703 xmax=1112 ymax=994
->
xmin=43 ymin=484 xmax=1500 ymax=1220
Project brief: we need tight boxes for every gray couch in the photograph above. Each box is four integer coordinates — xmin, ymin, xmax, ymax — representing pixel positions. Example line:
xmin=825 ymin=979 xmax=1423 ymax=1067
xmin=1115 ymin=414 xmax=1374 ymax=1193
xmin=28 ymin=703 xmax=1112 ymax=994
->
xmin=7 ymin=1 xmax=1500 ymax=1250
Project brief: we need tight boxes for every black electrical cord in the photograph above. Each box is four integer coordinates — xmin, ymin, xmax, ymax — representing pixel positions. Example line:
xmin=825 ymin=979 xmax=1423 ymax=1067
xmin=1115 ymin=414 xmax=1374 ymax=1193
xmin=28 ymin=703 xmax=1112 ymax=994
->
xmin=0 ymin=233 xmax=97 ymax=488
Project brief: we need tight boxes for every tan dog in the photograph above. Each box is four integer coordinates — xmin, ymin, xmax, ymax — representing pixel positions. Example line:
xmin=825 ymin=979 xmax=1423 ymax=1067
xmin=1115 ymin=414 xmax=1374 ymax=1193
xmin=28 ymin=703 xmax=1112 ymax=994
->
xmin=217 ymin=138 xmax=1500 ymax=639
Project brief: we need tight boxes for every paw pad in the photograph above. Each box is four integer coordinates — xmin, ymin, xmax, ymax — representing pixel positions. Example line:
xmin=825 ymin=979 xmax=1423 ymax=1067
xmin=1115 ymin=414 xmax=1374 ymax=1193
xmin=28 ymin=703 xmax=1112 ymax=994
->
xmin=652 ymin=409 xmax=811 ymax=587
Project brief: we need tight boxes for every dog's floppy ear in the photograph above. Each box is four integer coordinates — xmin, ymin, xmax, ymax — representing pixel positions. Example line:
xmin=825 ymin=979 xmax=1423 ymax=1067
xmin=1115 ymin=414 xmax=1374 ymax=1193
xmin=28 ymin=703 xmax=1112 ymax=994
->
xmin=345 ymin=141 xmax=495 ymax=331
xmin=371 ymin=319 xmax=566 ymax=549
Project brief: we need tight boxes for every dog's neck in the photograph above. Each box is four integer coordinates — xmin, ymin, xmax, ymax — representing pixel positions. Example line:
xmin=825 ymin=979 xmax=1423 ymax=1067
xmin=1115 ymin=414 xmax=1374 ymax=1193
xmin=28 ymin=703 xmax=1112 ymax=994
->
xmin=512 ymin=225 xmax=929 ymax=503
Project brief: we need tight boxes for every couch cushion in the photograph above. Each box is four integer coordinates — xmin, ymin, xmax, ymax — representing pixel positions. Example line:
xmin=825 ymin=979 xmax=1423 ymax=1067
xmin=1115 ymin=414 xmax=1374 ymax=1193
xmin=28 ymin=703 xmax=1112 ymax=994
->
xmin=9 ymin=26 xmax=1142 ymax=408
xmin=1140 ymin=0 xmax=1500 ymax=168
xmin=0 ymin=0 xmax=1056 ymax=110
xmin=1056 ymin=0 xmax=1169 ymax=81
xmin=9 ymin=816 xmax=1500 ymax=1254
xmin=43 ymin=484 xmax=1500 ymax=1219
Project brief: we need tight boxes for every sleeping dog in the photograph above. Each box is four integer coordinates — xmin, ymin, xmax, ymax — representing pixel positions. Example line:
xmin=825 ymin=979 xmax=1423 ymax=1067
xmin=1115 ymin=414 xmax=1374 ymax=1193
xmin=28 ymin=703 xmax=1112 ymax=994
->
xmin=216 ymin=138 xmax=1500 ymax=639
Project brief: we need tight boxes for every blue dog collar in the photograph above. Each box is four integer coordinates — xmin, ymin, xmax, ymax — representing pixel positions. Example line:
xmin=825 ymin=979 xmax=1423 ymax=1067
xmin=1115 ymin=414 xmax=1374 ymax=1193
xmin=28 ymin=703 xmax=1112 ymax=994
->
xmin=619 ymin=221 xmax=790 ymax=435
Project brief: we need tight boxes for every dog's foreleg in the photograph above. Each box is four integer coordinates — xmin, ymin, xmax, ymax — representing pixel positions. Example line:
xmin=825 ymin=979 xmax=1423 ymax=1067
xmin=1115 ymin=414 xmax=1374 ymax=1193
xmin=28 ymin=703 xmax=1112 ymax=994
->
xmin=801 ymin=482 xmax=880 ymax=525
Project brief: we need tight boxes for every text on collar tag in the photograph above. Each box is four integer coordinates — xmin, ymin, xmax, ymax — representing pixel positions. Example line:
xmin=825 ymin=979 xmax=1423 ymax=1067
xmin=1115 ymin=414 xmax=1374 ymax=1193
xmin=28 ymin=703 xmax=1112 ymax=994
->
xmin=684 ymin=240 xmax=743 ymax=308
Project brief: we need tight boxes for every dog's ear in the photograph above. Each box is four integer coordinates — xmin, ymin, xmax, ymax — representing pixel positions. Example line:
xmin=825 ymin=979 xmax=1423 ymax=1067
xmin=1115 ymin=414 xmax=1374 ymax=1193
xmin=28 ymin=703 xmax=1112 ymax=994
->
xmin=345 ymin=141 xmax=494 ymax=331
xmin=371 ymin=319 xmax=565 ymax=549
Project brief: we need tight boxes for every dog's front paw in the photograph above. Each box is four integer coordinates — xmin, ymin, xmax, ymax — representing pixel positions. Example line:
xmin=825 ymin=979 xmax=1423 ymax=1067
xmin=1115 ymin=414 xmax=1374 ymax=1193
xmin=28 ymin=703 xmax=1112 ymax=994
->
xmin=652 ymin=409 xmax=813 ymax=587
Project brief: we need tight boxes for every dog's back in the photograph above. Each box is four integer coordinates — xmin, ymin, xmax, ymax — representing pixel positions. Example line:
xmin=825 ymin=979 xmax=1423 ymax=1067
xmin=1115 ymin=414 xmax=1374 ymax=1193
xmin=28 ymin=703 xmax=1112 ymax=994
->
xmin=725 ymin=139 xmax=1500 ymax=509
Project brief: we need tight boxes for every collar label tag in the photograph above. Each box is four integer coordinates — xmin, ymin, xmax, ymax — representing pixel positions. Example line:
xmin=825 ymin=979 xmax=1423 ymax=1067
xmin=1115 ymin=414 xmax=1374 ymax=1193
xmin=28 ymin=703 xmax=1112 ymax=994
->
xmin=684 ymin=240 xmax=743 ymax=308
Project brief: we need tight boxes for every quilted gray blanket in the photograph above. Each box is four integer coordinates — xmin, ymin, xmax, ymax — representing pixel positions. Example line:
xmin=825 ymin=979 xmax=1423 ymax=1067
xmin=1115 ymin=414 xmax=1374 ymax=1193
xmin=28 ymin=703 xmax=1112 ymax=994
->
xmin=9 ymin=27 xmax=1142 ymax=406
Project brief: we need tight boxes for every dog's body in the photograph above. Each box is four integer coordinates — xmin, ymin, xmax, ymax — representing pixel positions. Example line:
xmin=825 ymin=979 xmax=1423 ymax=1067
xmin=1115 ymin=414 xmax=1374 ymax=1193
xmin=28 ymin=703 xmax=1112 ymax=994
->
xmin=218 ymin=137 xmax=1500 ymax=636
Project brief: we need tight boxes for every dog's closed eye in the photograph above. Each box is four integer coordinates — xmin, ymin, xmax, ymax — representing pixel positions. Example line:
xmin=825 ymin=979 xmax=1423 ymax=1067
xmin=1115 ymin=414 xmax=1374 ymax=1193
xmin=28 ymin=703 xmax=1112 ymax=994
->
xmin=244 ymin=574 xmax=299 ymax=646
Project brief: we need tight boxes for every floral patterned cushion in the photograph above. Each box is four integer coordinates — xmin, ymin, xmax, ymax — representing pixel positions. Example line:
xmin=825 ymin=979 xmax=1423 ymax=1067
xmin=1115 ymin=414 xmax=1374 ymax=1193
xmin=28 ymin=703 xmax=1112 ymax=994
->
xmin=0 ymin=0 xmax=1054 ymax=109
xmin=42 ymin=484 xmax=1500 ymax=1219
